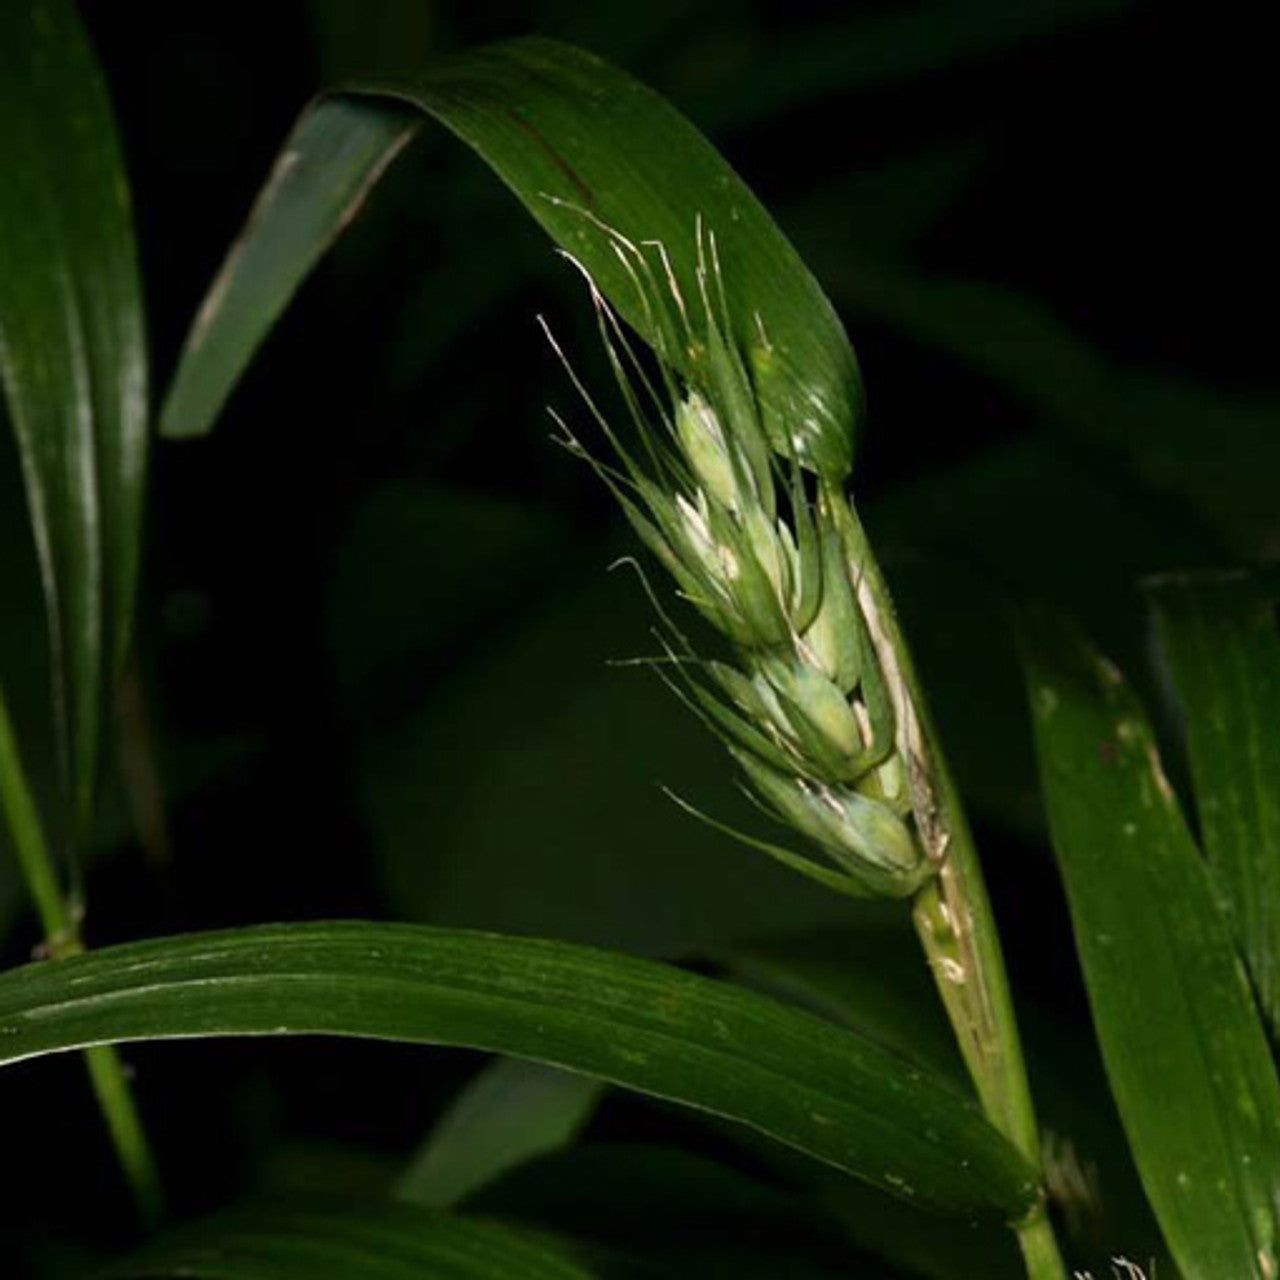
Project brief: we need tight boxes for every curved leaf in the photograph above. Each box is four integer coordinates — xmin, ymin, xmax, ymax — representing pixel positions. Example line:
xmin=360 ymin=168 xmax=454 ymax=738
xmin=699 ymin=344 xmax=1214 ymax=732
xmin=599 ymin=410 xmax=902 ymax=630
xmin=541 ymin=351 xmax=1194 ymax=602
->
xmin=398 ymin=1057 xmax=604 ymax=1207
xmin=102 ymin=1201 xmax=597 ymax=1279
xmin=160 ymin=38 xmax=861 ymax=477
xmin=722 ymin=925 xmax=1169 ymax=1273
xmin=1022 ymin=610 xmax=1280 ymax=1279
xmin=1148 ymin=570 xmax=1280 ymax=1037
xmin=0 ymin=920 xmax=1037 ymax=1218
xmin=0 ymin=0 xmax=148 ymax=831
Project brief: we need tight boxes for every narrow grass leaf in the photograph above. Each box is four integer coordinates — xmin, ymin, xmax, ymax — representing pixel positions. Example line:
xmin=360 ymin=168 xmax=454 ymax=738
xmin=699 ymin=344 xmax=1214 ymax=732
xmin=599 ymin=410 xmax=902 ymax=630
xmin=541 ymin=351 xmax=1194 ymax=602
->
xmin=101 ymin=1200 xmax=596 ymax=1279
xmin=158 ymin=97 xmax=418 ymax=444
xmin=160 ymin=39 xmax=860 ymax=477
xmin=1147 ymin=571 xmax=1280 ymax=1038
xmin=0 ymin=0 xmax=148 ymax=832
xmin=720 ymin=920 xmax=966 ymax=1083
xmin=398 ymin=1057 xmax=604 ymax=1207
xmin=1022 ymin=610 xmax=1280 ymax=1279
xmin=0 ymin=920 xmax=1037 ymax=1218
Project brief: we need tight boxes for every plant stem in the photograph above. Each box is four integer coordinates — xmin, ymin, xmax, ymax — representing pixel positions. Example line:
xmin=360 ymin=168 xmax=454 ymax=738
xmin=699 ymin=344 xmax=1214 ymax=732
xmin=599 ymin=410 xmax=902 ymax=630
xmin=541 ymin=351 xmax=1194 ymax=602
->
xmin=0 ymin=684 xmax=164 ymax=1230
xmin=829 ymin=493 xmax=1067 ymax=1280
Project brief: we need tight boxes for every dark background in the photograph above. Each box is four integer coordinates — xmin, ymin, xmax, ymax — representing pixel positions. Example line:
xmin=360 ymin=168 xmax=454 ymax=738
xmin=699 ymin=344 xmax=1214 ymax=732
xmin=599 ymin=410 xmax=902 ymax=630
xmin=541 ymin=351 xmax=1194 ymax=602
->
xmin=2 ymin=0 xmax=1276 ymax=1273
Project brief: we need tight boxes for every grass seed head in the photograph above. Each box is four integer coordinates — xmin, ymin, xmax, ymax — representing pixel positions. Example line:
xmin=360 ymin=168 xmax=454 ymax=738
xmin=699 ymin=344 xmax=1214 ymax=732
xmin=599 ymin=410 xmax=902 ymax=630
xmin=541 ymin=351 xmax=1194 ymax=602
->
xmin=551 ymin=222 xmax=931 ymax=899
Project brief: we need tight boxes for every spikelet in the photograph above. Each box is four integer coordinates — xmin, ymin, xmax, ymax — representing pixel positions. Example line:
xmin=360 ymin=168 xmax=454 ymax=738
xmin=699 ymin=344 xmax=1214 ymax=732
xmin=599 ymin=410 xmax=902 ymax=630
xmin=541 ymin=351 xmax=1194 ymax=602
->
xmin=548 ymin=217 xmax=933 ymax=899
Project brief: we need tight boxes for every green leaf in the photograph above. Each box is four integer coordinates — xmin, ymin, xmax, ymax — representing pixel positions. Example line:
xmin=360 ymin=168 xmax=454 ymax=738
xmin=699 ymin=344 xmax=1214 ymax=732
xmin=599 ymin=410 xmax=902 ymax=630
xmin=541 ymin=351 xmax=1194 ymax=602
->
xmin=721 ymin=923 xmax=1170 ymax=1273
xmin=714 ymin=925 xmax=1021 ymax=1280
xmin=1022 ymin=610 xmax=1280 ymax=1279
xmin=352 ymin=553 xmax=862 ymax=956
xmin=720 ymin=917 xmax=966 ymax=1083
xmin=471 ymin=1142 xmax=889 ymax=1279
xmin=0 ymin=920 xmax=1037 ymax=1218
xmin=826 ymin=254 xmax=1280 ymax=555
xmin=160 ymin=38 xmax=860 ymax=476
xmin=101 ymin=1200 xmax=598 ymax=1279
xmin=1147 ymin=571 xmax=1280 ymax=1040
xmin=0 ymin=0 xmax=148 ymax=832
xmin=398 ymin=1057 xmax=604 ymax=1207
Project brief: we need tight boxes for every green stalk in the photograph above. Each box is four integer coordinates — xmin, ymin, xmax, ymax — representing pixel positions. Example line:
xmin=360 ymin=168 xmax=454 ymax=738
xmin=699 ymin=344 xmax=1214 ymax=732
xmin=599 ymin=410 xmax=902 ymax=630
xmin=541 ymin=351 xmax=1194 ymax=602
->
xmin=0 ymin=683 xmax=164 ymax=1230
xmin=828 ymin=493 xmax=1066 ymax=1280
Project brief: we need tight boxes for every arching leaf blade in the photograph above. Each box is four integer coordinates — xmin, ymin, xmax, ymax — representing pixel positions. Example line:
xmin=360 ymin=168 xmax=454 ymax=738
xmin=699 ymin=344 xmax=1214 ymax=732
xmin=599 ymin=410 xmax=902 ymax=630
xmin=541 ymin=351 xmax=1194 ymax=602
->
xmin=0 ymin=920 xmax=1036 ymax=1219
xmin=398 ymin=1057 xmax=604 ymax=1208
xmin=160 ymin=39 xmax=860 ymax=476
xmin=159 ymin=97 xmax=418 ymax=443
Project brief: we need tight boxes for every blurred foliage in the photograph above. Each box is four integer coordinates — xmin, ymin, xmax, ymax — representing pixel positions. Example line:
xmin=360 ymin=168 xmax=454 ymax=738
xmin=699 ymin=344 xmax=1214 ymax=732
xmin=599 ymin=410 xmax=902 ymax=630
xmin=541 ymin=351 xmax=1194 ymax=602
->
xmin=3 ymin=0 xmax=1273 ymax=1274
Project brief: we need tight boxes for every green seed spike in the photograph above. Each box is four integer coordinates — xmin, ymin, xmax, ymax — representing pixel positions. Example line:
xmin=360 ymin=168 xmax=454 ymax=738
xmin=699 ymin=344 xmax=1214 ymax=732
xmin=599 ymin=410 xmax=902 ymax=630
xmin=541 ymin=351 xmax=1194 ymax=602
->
xmin=785 ymin=463 xmax=824 ymax=634
xmin=674 ymin=392 xmax=745 ymax=514
xmin=656 ymin=658 xmax=801 ymax=780
xmin=700 ymin=327 xmax=774 ymax=516
xmin=661 ymin=785 xmax=876 ymax=900
xmin=750 ymin=655 xmax=864 ymax=776
xmin=697 ymin=495 xmax=792 ymax=648
xmin=730 ymin=748 xmax=927 ymax=898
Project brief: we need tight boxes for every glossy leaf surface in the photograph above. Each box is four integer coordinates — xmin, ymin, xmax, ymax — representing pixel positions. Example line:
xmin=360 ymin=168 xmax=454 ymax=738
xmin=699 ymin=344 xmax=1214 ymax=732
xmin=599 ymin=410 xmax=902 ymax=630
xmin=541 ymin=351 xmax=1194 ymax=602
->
xmin=161 ymin=39 xmax=860 ymax=477
xmin=0 ymin=921 xmax=1036 ymax=1218
xmin=1148 ymin=570 xmax=1280 ymax=1036
xmin=0 ymin=0 xmax=148 ymax=830
xmin=1023 ymin=612 xmax=1280 ymax=1279
xmin=398 ymin=1057 xmax=604 ymax=1207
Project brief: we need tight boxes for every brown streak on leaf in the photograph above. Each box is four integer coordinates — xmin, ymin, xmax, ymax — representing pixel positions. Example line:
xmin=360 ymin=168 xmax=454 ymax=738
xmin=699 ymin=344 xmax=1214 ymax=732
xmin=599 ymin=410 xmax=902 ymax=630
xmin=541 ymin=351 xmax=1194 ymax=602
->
xmin=501 ymin=106 xmax=595 ymax=208
xmin=334 ymin=122 xmax=418 ymax=236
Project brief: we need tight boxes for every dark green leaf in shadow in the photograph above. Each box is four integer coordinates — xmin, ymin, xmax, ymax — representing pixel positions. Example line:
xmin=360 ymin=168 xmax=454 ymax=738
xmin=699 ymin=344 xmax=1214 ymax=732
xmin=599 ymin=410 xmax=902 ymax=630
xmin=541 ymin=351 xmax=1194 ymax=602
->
xmin=1022 ymin=610 xmax=1280 ymax=1279
xmin=720 ymin=915 xmax=966 ymax=1083
xmin=0 ymin=921 xmax=1038 ymax=1218
xmin=472 ymin=1142 xmax=887 ymax=1279
xmin=353 ymin=556 xmax=860 ymax=956
xmin=160 ymin=39 xmax=860 ymax=477
xmin=828 ymin=257 xmax=1280 ymax=556
xmin=326 ymin=479 xmax=573 ymax=715
xmin=716 ymin=920 xmax=1172 ymax=1274
xmin=688 ymin=0 xmax=1140 ymax=131
xmin=714 ymin=925 xmax=1018 ymax=1279
xmin=398 ymin=1057 xmax=604 ymax=1208
xmin=1148 ymin=571 xmax=1280 ymax=1040
xmin=0 ymin=0 xmax=148 ymax=834
xmin=100 ymin=1200 xmax=598 ymax=1279
xmin=866 ymin=432 xmax=1217 ymax=839
xmin=308 ymin=0 xmax=436 ymax=82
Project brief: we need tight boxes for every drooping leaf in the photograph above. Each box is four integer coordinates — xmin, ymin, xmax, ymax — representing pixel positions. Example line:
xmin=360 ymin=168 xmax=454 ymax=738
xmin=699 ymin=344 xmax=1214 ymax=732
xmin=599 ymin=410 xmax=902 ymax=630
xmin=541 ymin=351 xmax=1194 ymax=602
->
xmin=1022 ymin=610 xmax=1280 ymax=1279
xmin=721 ymin=923 xmax=1170 ymax=1274
xmin=0 ymin=0 xmax=148 ymax=833
xmin=159 ymin=97 xmax=418 ymax=444
xmin=1147 ymin=571 xmax=1280 ymax=1039
xmin=713 ymin=925 xmax=1018 ymax=1279
xmin=398 ymin=1057 xmax=604 ymax=1207
xmin=101 ymin=1200 xmax=597 ymax=1279
xmin=0 ymin=920 xmax=1037 ymax=1218
xmin=160 ymin=38 xmax=861 ymax=478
